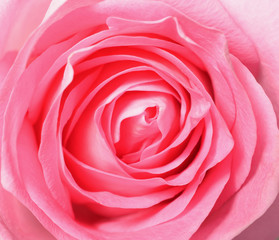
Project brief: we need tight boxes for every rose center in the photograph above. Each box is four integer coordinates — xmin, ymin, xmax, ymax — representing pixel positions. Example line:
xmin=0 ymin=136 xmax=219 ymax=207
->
xmin=144 ymin=106 xmax=158 ymax=123
xmin=114 ymin=105 xmax=161 ymax=163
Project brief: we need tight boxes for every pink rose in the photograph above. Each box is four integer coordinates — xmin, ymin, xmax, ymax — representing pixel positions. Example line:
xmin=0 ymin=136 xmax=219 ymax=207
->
xmin=0 ymin=0 xmax=279 ymax=239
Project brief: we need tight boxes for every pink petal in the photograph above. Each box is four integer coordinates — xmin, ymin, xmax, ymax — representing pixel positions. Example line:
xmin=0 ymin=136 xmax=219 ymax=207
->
xmin=191 ymin=56 xmax=279 ymax=240
xmin=234 ymin=194 xmax=279 ymax=240
xmin=0 ymin=0 xmax=51 ymax=57
xmin=0 ymin=186 xmax=54 ymax=240
xmin=160 ymin=0 xmax=260 ymax=74
xmin=162 ymin=0 xmax=279 ymax=124
xmin=1 ymin=118 xmax=97 ymax=239
xmin=217 ymin=0 xmax=279 ymax=124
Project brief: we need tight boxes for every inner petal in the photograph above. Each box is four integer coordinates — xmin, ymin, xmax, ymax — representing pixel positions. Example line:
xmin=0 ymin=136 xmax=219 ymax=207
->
xmin=114 ymin=105 xmax=161 ymax=163
xmin=145 ymin=106 xmax=158 ymax=123
xmin=110 ymin=90 xmax=180 ymax=165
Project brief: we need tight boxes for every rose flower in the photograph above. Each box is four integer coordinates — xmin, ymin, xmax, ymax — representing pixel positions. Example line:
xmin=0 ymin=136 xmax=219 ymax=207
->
xmin=0 ymin=0 xmax=279 ymax=239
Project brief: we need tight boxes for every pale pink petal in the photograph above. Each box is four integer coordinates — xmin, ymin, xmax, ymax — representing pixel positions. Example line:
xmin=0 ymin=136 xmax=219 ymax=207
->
xmin=0 ymin=186 xmax=54 ymax=240
xmin=0 ymin=0 xmax=51 ymax=57
xmin=191 ymin=56 xmax=279 ymax=240
xmin=162 ymin=0 xmax=279 ymax=124
xmin=1 ymin=1 xmax=277 ymax=239
xmin=160 ymin=0 xmax=260 ymax=74
xmin=234 ymin=194 xmax=279 ymax=240
xmin=218 ymin=0 xmax=279 ymax=123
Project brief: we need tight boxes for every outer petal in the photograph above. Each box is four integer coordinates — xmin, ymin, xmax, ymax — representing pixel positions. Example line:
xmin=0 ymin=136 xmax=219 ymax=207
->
xmin=191 ymin=57 xmax=279 ymax=240
xmin=1 ymin=1 xmax=278 ymax=239
xmin=0 ymin=51 xmax=16 ymax=83
xmin=234 ymin=194 xmax=279 ymax=240
xmin=161 ymin=0 xmax=279 ymax=123
xmin=0 ymin=0 xmax=51 ymax=57
xmin=0 ymin=186 xmax=55 ymax=240
xmin=218 ymin=0 xmax=279 ymax=124
xmin=159 ymin=0 xmax=260 ymax=75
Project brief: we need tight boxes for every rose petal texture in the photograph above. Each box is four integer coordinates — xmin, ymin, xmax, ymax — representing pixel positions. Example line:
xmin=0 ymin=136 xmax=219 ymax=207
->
xmin=0 ymin=0 xmax=51 ymax=58
xmin=0 ymin=1 xmax=278 ymax=240
xmin=162 ymin=0 xmax=279 ymax=125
